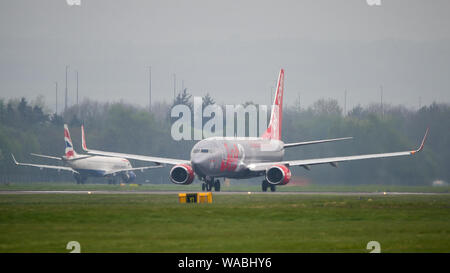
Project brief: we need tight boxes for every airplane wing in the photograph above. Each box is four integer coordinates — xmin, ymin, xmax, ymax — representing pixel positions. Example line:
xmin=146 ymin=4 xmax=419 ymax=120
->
xmin=284 ymin=137 xmax=353 ymax=148
xmin=248 ymin=129 xmax=428 ymax=172
xmin=103 ymin=165 xmax=164 ymax=176
xmin=85 ymin=149 xmax=189 ymax=166
xmin=81 ymin=124 xmax=188 ymax=165
xmin=31 ymin=153 xmax=94 ymax=161
xmin=11 ymin=154 xmax=78 ymax=173
xmin=30 ymin=153 xmax=62 ymax=161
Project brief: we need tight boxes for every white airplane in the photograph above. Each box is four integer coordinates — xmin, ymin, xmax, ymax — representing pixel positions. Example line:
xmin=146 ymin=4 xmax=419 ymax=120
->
xmin=82 ymin=69 xmax=429 ymax=191
xmin=11 ymin=124 xmax=162 ymax=184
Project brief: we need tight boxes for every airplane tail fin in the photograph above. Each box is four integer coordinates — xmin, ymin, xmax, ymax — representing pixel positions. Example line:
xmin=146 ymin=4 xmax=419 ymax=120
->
xmin=262 ymin=68 xmax=284 ymax=140
xmin=81 ymin=124 xmax=88 ymax=152
xmin=64 ymin=124 xmax=77 ymax=159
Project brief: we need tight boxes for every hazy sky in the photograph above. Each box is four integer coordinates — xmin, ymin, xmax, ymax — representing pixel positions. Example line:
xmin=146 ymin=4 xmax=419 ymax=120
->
xmin=1 ymin=0 xmax=449 ymax=113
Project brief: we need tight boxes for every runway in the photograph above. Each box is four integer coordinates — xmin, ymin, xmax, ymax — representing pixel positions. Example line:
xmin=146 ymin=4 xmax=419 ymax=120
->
xmin=0 ymin=190 xmax=445 ymax=196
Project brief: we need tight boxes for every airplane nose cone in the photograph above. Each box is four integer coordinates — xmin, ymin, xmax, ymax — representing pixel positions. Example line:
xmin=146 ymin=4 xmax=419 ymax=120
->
xmin=191 ymin=154 xmax=205 ymax=168
xmin=191 ymin=154 xmax=212 ymax=176
xmin=190 ymin=141 xmax=221 ymax=176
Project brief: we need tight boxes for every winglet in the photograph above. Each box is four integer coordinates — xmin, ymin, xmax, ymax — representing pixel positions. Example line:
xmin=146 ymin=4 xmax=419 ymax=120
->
xmin=11 ymin=154 xmax=19 ymax=165
xmin=411 ymin=128 xmax=429 ymax=154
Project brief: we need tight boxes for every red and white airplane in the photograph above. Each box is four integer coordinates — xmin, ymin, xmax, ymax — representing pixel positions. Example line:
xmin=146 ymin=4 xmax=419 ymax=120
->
xmin=12 ymin=124 xmax=161 ymax=184
xmin=82 ymin=69 xmax=428 ymax=191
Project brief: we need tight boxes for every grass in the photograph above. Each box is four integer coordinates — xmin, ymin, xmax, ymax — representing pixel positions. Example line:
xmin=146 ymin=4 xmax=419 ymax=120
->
xmin=0 ymin=193 xmax=449 ymax=253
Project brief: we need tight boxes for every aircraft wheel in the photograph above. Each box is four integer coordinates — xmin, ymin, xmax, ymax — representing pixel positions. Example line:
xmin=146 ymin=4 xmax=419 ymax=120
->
xmin=214 ymin=180 xmax=221 ymax=192
xmin=81 ymin=176 xmax=87 ymax=184
xmin=262 ymin=180 xmax=268 ymax=192
xmin=74 ymin=174 xmax=82 ymax=184
xmin=205 ymin=177 xmax=213 ymax=191
xmin=270 ymin=184 xmax=276 ymax=192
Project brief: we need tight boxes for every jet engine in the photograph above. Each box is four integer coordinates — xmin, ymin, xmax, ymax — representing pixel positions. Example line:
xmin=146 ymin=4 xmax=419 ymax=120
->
xmin=169 ymin=164 xmax=195 ymax=185
xmin=122 ymin=171 xmax=136 ymax=183
xmin=266 ymin=165 xmax=291 ymax=185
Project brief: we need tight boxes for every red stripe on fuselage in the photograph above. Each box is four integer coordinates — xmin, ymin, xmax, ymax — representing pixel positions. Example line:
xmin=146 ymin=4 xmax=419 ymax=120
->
xmin=220 ymin=142 xmax=239 ymax=172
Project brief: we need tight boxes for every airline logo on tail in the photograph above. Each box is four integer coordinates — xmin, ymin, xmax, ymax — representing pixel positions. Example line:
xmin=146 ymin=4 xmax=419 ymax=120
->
xmin=81 ymin=124 xmax=87 ymax=151
xmin=64 ymin=124 xmax=77 ymax=159
xmin=262 ymin=68 xmax=284 ymax=140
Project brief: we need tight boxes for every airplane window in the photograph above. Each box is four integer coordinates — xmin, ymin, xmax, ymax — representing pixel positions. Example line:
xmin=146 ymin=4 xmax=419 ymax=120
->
xmin=201 ymin=149 xmax=209 ymax=153
xmin=193 ymin=149 xmax=200 ymax=153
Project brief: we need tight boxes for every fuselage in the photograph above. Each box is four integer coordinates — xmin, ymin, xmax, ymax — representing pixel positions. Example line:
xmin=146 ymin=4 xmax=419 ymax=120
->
xmin=65 ymin=155 xmax=132 ymax=177
xmin=190 ymin=137 xmax=284 ymax=179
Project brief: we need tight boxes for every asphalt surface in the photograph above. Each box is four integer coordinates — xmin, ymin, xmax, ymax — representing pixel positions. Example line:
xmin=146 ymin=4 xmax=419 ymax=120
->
xmin=0 ymin=190 xmax=446 ymax=195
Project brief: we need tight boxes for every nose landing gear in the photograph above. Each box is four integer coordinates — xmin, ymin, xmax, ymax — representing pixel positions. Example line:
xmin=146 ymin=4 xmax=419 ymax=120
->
xmin=214 ymin=179 xmax=221 ymax=192
xmin=202 ymin=177 xmax=221 ymax=192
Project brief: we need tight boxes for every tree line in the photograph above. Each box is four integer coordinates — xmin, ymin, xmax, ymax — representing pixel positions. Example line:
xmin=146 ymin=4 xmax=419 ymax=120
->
xmin=0 ymin=93 xmax=448 ymax=186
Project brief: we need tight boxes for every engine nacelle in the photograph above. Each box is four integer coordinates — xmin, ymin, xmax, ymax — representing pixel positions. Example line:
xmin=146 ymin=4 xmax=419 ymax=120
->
xmin=169 ymin=164 xmax=195 ymax=185
xmin=266 ymin=165 xmax=291 ymax=185
xmin=122 ymin=171 xmax=136 ymax=183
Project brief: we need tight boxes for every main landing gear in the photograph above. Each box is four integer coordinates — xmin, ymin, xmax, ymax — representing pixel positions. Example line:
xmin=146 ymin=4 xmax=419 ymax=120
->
xmin=74 ymin=173 xmax=87 ymax=184
xmin=261 ymin=180 xmax=276 ymax=192
xmin=107 ymin=178 xmax=117 ymax=185
xmin=202 ymin=177 xmax=221 ymax=192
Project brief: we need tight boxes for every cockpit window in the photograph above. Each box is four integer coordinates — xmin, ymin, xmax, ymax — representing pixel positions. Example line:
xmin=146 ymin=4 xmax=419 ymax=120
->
xmin=193 ymin=148 xmax=214 ymax=153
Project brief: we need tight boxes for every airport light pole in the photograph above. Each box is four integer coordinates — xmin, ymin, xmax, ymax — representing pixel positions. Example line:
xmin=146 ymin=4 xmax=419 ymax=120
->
xmin=344 ymin=89 xmax=347 ymax=116
xmin=148 ymin=66 xmax=152 ymax=112
xmin=55 ymin=82 xmax=58 ymax=115
xmin=76 ymin=70 xmax=79 ymax=106
xmin=65 ymin=65 xmax=69 ymax=112
xmin=380 ymin=85 xmax=384 ymax=117
xmin=173 ymin=73 xmax=177 ymax=102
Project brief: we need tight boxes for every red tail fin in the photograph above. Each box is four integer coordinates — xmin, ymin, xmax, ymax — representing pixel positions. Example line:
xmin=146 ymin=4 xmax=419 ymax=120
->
xmin=262 ymin=69 xmax=284 ymax=140
xmin=81 ymin=124 xmax=88 ymax=151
